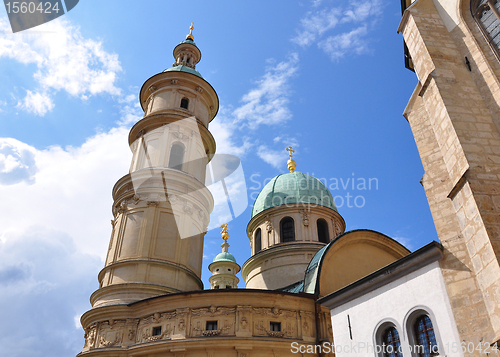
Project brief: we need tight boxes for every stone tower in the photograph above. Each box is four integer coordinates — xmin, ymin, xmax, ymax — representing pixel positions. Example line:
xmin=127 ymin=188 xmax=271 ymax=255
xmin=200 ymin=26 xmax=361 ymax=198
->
xmin=208 ymin=224 xmax=241 ymax=289
xmin=242 ymin=150 xmax=346 ymax=290
xmin=399 ymin=0 xmax=500 ymax=345
xmin=78 ymin=27 xmax=335 ymax=357
xmin=90 ymin=24 xmax=218 ymax=308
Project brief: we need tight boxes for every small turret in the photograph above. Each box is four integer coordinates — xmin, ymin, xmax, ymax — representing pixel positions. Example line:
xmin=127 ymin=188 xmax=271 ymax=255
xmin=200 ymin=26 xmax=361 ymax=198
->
xmin=209 ymin=224 xmax=240 ymax=289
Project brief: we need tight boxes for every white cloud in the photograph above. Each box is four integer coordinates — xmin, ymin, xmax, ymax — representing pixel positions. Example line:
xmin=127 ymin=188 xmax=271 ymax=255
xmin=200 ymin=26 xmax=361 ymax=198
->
xmin=272 ymin=136 xmax=299 ymax=148
xmin=0 ymin=127 xmax=131 ymax=258
xmin=292 ymin=8 xmax=341 ymax=47
xmin=210 ymin=108 xmax=252 ymax=156
xmin=342 ymin=0 xmax=383 ymax=23
xmin=323 ymin=26 xmax=369 ymax=60
xmin=117 ymin=92 xmax=143 ymax=126
xmin=233 ymin=53 xmax=299 ymax=129
xmin=257 ymin=145 xmax=286 ymax=169
xmin=18 ymin=90 xmax=54 ymax=116
xmin=0 ymin=139 xmax=37 ymax=184
xmin=0 ymin=15 xmax=122 ymax=115
xmin=0 ymin=228 xmax=102 ymax=357
xmin=292 ymin=0 xmax=383 ymax=60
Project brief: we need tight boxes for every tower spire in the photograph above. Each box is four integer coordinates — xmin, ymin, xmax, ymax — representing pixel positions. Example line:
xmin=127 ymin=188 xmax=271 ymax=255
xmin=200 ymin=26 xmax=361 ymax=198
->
xmin=186 ymin=22 xmax=194 ymax=41
xmin=209 ymin=223 xmax=240 ymax=289
xmin=286 ymin=146 xmax=297 ymax=173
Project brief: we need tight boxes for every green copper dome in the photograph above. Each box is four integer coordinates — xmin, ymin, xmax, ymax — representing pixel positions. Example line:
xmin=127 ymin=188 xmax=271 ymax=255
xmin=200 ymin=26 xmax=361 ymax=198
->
xmin=251 ymin=171 xmax=337 ymax=218
xmin=213 ymin=251 xmax=237 ymax=263
xmin=163 ymin=65 xmax=203 ymax=78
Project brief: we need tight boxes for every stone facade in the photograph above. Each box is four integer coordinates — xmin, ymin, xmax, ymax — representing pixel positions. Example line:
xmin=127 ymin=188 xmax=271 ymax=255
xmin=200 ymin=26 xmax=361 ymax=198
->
xmin=400 ymin=0 xmax=500 ymax=345
xmin=80 ymin=290 xmax=333 ymax=357
xmin=243 ymin=203 xmax=345 ymax=290
xmin=79 ymin=30 xmax=336 ymax=357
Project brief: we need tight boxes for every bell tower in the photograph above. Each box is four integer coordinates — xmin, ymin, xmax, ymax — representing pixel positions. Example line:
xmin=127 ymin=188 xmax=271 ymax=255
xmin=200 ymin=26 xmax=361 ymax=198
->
xmin=399 ymin=0 xmax=500 ymax=344
xmin=90 ymin=24 xmax=218 ymax=308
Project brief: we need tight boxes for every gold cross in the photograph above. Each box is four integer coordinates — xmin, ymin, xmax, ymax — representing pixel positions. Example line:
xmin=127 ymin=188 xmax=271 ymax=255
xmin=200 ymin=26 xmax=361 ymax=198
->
xmin=220 ymin=223 xmax=229 ymax=241
xmin=286 ymin=146 xmax=295 ymax=158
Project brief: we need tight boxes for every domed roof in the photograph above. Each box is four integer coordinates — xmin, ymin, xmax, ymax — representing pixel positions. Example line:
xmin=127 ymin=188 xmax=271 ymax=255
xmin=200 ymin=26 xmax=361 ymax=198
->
xmin=213 ymin=251 xmax=237 ymax=263
xmin=163 ymin=65 xmax=203 ymax=78
xmin=180 ymin=39 xmax=196 ymax=45
xmin=251 ymin=171 xmax=337 ymax=218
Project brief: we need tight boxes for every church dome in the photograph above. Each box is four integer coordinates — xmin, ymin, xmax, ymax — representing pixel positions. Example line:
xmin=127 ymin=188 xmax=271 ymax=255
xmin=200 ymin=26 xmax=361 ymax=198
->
xmin=213 ymin=251 xmax=237 ymax=263
xmin=251 ymin=171 xmax=337 ymax=218
xmin=163 ymin=65 xmax=203 ymax=78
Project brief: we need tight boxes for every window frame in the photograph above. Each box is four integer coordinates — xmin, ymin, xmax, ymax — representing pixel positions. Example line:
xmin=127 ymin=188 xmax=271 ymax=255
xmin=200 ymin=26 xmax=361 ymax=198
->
xmin=280 ymin=216 xmax=295 ymax=243
xmin=254 ymin=228 xmax=262 ymax=253
xmin=168 ymin=142 xmax=185 ymax=171
xmin=270 ymin=322 xmax=281 ymax=332
xmin=317 ymin=218 xmax=330 ymax=244
xmin=404 ymin=307 xmax=442 ymax=357
xmin=374 ymin=320 xmax=407 ymax=357
xmin=381 ymin=326 xmax=404 ymax=357
xmin=152 ymin=326 xmax=162 ymax=336
xmin=471 ymin=0 xmax=500 ymax=61
xmin=206 ymin=320 xmax=218 ymax=331
xmin=180 ymin=97 xmax=189 ymax=110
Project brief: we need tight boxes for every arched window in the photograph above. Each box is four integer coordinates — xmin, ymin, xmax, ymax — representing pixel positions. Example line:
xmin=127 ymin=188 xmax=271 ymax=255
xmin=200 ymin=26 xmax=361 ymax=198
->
xmin=180 ymin=97 xmax=189 ymax=109
xmin=280 ymin=217 xmax=295 ymax=242
xmin=472 ymin=0 xmax=500 ymax=58
xmin=254 ymin=228 xmax=262 ymax=253
xmin=381 ymin=327 xmax=403 ymax=357
xmin=413 ymin=315 xmax=438 ymax=357
xmin=168 ymin=143 xmax=184 ymax=170
xmin=317 ymin=218 xmax=330 ymax=243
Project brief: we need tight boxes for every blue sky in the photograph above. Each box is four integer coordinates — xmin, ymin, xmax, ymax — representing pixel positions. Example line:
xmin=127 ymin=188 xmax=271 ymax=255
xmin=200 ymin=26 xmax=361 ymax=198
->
xmin=0 ymin=1 xmax=435 ymax=356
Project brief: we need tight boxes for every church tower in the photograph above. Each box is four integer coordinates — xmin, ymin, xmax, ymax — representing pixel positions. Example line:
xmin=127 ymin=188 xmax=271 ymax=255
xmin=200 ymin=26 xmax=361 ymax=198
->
xmin=90 ymin=24 xmax=218 ymax=308
xmin=399 ymin=0 xmax=500 ymax=345
xmin=208 ymin=224 xmax=240 ymax=290
xmin=242 ymin=148 xmax=346 ymax=290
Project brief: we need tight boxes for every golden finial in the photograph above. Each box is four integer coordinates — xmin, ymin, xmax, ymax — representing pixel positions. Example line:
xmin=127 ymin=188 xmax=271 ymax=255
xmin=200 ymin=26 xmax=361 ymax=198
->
xmin=186 ymin=22 xmax=194 ymax=41
xmin=286 ymin=146 xmax=297 ymax=173
xmin=220 ymin=223 xmax=229 ymax=241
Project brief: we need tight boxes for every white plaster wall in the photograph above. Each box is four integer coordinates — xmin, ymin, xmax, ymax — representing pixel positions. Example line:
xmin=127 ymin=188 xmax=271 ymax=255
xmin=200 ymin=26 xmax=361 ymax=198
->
xmin=329 ymin=261 xmax=463 ymax=357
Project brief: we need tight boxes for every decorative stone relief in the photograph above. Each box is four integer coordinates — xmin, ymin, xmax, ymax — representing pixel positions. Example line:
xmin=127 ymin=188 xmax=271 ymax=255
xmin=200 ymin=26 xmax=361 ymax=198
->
xmin=97 ymin=320 xmax=125 ymax=348
xmin=171 ymin=79 xmax=178 ymax=85
xmin=196 ymin=86 xmax=203 ymax=93
xmin=117 ymin=201 xmax=128 ymax=214
xmin=99 ymin=334 xmax=122 ymax=347
xmin=300 ymin=310 xmax=315 ymax=338
xmin=332 ymin=218 xmax=342 ymax=237
xmin=265 ymin=215 xmax=273 ymax=233
xmin=183 ymin=202 xmax=193 ymax=215
xmin=83 ymin=323 xmax=97 ymax=349
xmin=172 ymin=130 xmax=191 ymax=142
xmin=256 ymin=322 xmax=285 ymax=338
xmin=128 ymin=329 xmax=136 ymax=341
xmin=253 ymin=306 xmax=282 ymax=317
xmin=178 ymin=319 xmax=185 ymax=332
xmin=147 ymin=201 xmax=160 ymax=207
xmin=300 ymin=210 xmax=309 ymax=227
xmin=191 ymin=305 xmax=236 ymax=317
xmin=146 ymin=325 xmax=173 ymax=342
